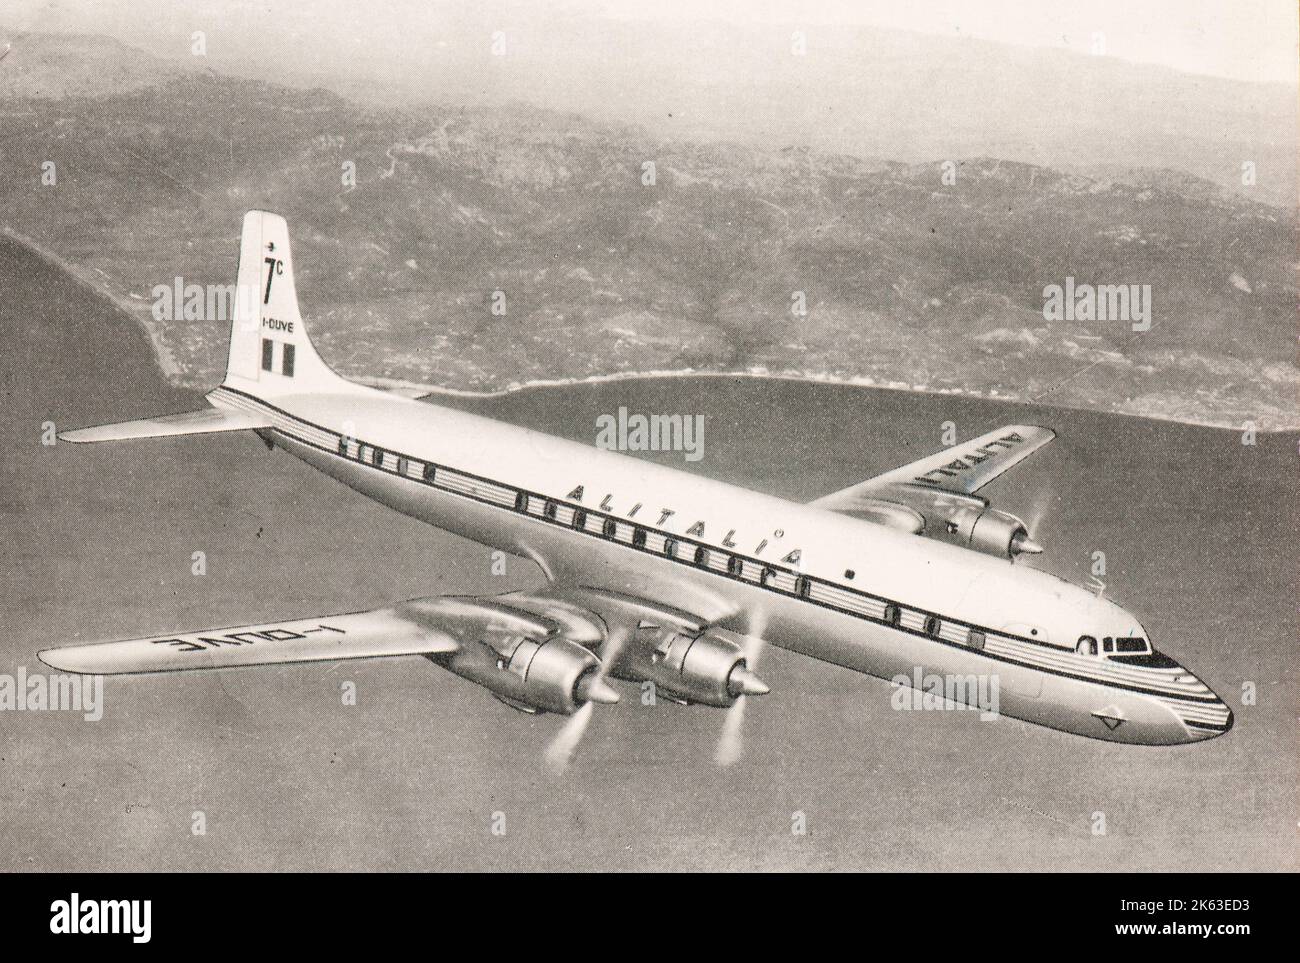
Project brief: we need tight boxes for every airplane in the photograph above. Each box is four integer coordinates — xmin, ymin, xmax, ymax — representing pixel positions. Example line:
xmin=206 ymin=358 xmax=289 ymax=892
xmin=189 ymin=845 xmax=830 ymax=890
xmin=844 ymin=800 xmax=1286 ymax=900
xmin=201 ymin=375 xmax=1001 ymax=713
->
xmin=39 ymin=210 xmax=1233 ymax=754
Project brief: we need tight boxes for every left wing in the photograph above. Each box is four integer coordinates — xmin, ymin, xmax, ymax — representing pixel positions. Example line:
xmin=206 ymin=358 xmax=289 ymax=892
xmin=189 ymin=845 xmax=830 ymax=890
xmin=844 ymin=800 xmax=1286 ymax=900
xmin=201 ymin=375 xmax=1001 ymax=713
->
xmin=35 ymin=589 xmax=767 ymax=725
xmin=38 ymin=604 xmax=462 ymax=675
xmin=37 ymin=592 xmax=627 ymax=717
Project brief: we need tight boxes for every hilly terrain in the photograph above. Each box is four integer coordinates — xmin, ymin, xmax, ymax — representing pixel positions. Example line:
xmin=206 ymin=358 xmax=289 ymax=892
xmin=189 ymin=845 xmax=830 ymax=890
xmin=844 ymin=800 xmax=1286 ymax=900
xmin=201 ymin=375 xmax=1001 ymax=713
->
xmin=0 ymin=33 xmax=1295 ymax=428
xmin=178 ymin=12 xmax=1300 ymax=208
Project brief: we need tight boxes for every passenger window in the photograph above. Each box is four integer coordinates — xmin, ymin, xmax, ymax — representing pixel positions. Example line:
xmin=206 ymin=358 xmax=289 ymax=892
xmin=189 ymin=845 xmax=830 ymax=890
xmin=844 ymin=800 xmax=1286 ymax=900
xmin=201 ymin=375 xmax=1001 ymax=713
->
xmin=602 ymin=518 xmax=617 ymax=538
xmin=514 ymin=491 xmax=528 ymax=512
xmin=924 ymin=615 xmax=941 ymax=637
xmin=397 ymin=457 xmax=408 ymax=476
xmin=884 ymin=604 xmax=900 ymax=626
xmin=573 ymin=509 xmax=586 ymax=530
xmin=795 ymin=575 xmax=810 ymax=598
xmin=544 ymin=501 xmax=558 ymax=520
xmin=727 ymin=556 xmax=743 ymax=577
xmin=761 ymin=567 xmax=776 ymax=587
xmin=693 ymin=545 xmax=707 ymax=567
xmin=372 ymin=448 xmax=384 ymax=467
xmin=968 ymin=629 xmax=986 ymax=651
xmin=632 ymin=529 xmax=647 ymax=549
xmin=423 ymin=464 xmax=437 ymax=483
xmin=337 ymin=437 xmax=347 ymax=456
xmin=663 ymin=537 xmax=678 ymax=558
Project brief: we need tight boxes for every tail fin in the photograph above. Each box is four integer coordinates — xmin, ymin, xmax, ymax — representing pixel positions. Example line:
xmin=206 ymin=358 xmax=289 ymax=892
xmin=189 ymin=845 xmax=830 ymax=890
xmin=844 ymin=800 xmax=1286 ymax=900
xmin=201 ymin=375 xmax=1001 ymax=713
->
xmin=59 ymin=211 xmax=361 ymax=444
xmin=223 ymin=210 xmax=357 ymax=398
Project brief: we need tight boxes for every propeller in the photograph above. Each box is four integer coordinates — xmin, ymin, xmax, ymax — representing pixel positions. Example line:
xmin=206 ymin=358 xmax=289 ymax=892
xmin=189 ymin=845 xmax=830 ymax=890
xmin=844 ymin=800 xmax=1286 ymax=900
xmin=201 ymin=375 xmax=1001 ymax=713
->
xmin=714 ymin=615 xmax=768 ymax=767
xmin=0 ymin=33 xmax=30 ymax=65
xmin=1014 ymin=487 xmax=1057 ymax=560
xmin=543 ymin=624 xmax=629 ymax=774
xmin=544 ymin=701 xmax=595 ymax=773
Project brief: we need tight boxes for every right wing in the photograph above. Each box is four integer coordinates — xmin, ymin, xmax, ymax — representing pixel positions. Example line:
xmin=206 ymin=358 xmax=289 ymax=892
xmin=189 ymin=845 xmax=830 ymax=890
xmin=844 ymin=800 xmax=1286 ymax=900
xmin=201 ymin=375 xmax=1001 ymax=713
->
xmin=809 ymin=423 xmax=1055 ymax=528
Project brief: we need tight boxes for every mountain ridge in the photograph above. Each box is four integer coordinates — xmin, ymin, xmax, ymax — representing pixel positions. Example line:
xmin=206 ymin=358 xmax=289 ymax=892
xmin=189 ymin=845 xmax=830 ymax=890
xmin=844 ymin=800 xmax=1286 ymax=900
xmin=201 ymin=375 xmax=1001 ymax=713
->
xmin=1 ymin=32 xmax=1294 ymax=429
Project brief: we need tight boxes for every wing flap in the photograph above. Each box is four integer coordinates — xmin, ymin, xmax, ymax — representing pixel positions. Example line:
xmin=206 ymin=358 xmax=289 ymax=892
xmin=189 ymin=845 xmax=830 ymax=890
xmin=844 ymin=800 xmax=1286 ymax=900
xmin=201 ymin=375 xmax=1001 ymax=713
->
xmin=38 ymin=607 xmax=460 ymax=675
xmin=58 ymin=407 xmax=273 ymax=443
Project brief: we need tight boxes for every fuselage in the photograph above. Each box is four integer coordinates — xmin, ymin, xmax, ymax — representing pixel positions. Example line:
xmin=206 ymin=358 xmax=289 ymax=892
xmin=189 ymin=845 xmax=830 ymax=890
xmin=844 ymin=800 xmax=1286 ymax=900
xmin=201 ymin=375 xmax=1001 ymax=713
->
xmin=208 ymin=381 xmax=1232 ymax=745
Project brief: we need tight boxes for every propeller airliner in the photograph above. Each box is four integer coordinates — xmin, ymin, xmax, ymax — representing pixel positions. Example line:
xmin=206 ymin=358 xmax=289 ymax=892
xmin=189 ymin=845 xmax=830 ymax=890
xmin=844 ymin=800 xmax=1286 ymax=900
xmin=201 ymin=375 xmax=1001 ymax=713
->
xmin=40 ymin=211 xmax=1233 ymax=753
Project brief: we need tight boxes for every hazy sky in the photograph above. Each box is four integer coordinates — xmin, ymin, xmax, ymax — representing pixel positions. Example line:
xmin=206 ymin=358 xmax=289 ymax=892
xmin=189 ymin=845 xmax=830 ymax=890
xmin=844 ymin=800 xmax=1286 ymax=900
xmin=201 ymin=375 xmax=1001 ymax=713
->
xmin=7 ymin=0 xmax=1297 ymax=85
xmin=603 ymin=0 xmax=1299 ymax=85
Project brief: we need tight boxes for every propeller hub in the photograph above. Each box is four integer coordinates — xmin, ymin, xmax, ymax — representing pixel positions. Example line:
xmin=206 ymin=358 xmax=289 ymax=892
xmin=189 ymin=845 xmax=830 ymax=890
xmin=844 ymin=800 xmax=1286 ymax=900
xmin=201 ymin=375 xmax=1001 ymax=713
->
xmin=574 ymin=671 xmax=620 ymax=706
xmin=1011 ymin=531 xmax=1044 ymax=555
xmin=727 ymin=664 xmax=771 ymax=698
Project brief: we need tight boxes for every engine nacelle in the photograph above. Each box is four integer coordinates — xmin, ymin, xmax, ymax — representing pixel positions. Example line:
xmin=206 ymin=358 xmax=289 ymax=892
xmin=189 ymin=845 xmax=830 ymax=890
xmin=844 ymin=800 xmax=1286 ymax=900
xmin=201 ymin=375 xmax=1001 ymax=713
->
xmin=610 ymin=631 xmax=767 ymax=708
xmin=437 ymin=635 xmax=614 ymax=715
xmin=932 ymin=505 xmax=1043 ymax=560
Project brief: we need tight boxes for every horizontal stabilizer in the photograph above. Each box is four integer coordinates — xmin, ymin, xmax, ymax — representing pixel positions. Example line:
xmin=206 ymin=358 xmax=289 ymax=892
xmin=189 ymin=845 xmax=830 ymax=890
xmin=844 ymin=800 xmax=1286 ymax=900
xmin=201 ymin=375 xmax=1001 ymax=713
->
xmin=38 ymin=607 xmax=460 ymax=675
xmin=58 ymin=407 xmax=273 ymax=443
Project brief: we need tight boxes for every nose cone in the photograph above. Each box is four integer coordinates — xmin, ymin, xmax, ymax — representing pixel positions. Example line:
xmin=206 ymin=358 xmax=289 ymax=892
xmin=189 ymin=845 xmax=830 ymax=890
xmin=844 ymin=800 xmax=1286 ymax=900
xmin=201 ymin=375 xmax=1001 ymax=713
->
xmin=1185 ymin=703 xmax=1233 ymax=742
xmin=1166 ymin=670 xmax=1234 ymax=742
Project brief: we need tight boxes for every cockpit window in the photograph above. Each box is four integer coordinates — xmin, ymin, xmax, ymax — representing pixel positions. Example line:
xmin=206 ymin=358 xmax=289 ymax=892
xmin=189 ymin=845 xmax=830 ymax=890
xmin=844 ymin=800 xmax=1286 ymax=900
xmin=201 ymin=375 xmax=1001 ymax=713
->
xmin=1079 ymin=635 xmax=1151 ymax=658
xmin=1110 ymin=651 xmax=1180 ymax=669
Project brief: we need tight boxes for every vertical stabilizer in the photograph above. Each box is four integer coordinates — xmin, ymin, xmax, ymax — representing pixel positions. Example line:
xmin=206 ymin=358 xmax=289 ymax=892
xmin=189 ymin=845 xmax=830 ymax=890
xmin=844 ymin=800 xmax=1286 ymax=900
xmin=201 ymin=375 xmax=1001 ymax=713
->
xmin=222 ymin=210 xmax=356 ymax=397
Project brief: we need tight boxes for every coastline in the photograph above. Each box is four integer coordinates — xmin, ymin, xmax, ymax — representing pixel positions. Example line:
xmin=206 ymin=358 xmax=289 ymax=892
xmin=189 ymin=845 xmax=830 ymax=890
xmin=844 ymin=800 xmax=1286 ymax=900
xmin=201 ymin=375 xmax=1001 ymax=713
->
xmin=355 ymin=369 xmax=1299 ymax=435
xmin=4 ymin=226 xmax=1293 ymax=434
xmin=0 ymin=224 xmax=182 ymax=379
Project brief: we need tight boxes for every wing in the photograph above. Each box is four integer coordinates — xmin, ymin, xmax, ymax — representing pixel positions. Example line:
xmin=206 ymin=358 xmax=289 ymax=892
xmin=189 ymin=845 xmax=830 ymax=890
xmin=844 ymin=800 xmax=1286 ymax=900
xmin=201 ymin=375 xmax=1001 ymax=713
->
xmin=809 ymin=424 xmax=1056 ymax=517
xmin=38 ymin=604 xmax=461 ymax=675
xmin=35 ymin=589 xmax=767 ymax=721
xmin=59 ymin=407 xmax=273 ymax=443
